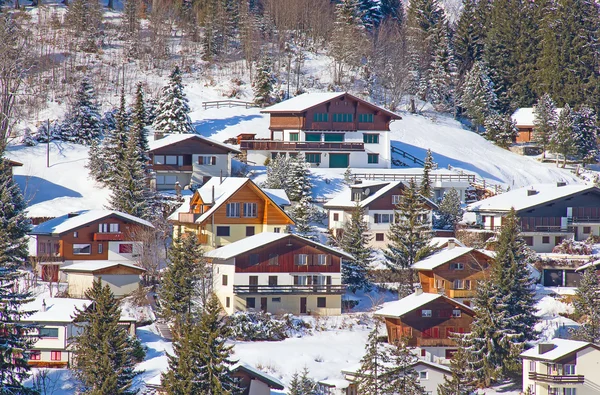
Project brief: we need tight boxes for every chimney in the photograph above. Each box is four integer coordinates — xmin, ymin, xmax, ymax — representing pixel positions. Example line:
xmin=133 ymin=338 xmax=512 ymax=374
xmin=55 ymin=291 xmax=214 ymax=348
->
xmin=448 ymin=239 xmax=456 ymax=249
xmin=557 ymin=181 xmax=567 ymax=187
xmin=212 ymin=185 xmax=215 ymax=204
xmin=154 ymin=132 xmax=165 ymax=140
xmin=538 ymin=343 xmax=557 ymax=354
xmin=414 ymin=285 xmax=423 ymax=296
xmin=67 ymin=212 xmax=80 ymax=218
xmin=220 ymin=169 xmax=223 ymax=184
xmin=527 ymin=189 xmax=538 ymax=196
xmin=41 ymin=299 xmax=47 ymax=312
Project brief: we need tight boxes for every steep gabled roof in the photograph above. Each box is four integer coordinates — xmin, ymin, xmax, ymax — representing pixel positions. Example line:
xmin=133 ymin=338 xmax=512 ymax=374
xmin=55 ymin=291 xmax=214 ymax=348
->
xmin=22 ymin=297 xmax=91 ymax=323
xmin=60 ymin=261 xmax=146 ymax=274
xmin=261 ymin=92 xmax=401 ymax=119
xmin=148 ymin=133 xmax=240 ymax=153
xmin=412 ymin=247 xmax=495 ymax=270
xmin=205 ymin=232 xmax=354 ymax=260
xmin=511 ymin=107 xmax=563 ymax=127
xmin=520 ymin=338 xmax=600 ymax=361
xmin=230 ymin=362 xmax=285 ymax=390
xmin=30 ymin=210 xmax=154 ymax=236
xmin=374 ymin=291 xmax=474 ymax=318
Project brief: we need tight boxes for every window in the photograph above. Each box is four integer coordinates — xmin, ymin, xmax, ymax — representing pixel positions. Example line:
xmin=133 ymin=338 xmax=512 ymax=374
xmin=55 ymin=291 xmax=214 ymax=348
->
xmin=29 ymin=351 xmax=41 ymax=361
xmin=222 ymin=275 xmax=228 ymax=286
xmin=421 ymin=309 xmax=432 ymax=317
xmin=289 ymin=133 xmax=299 ymax=141
xmin=435 ymin=279 xmax=445 ymax=289
xmin=524 ymin=236 xmax=534 ymax=246
xmin=333 ymin=213 xmax=339 ymax=221
xmin=452 ymin=309 xmax=462 ymax=318
xmin=563 ymin=388 xmax=576 ymax=395
xmin=273 ymin=227 xmax=281 ymax=233
xmin=295 ymin=254 xmax=309 ymax=265
xmin=226 ymin=297 xmax=230 ymax=308
xmin=363 ymin=134 xmax=380 ymax=144
xmin=226 ymin=203 xmax=240 ymax=217
xmin=40 ymin=243 xmax=46 ymax=254
xmin=268 ymin=254 xmax=279 ymax=266
xmin=333 ymin=113 xmax=353 ymax=122
xmin=359 ymin=113 xmax=374 ymax=123
xmin=39 ymin=328 xmax=59 ymax=338
xmin=98 ymin=243 xmax=103 ymax=254
xmin=542 ymin=236 xmax=550 ymax=244
xmin=246 ymin=298 xmax=256 ymax=309
xmin=119 ymin=244 xmax=133 ymax=254
xmin=216 ymin=226 xmax=230 ymax=237
xmin=306 ymin=133 xmax=321 ymax=142
xmin=465 ymin=280 xmax=471 ymax=289
xmin=317 ymin=297 xmax=327 ymax=308
xmin=451 ymin=263 xmax=464 ymax=270
xmin=583 ymin=226 xmax=591 ymax=234
xmin=453 ymin=280 xmax=465 ymax=289
xmin=375 ymin=233 xmax=384 ymax=241
xmin=564 ymin=364 xmax=576 ymax=375
xmin=313 ymin=113 xmax=329 ymax=122
xmin=374 ymin=213 xmax=393 ymax=224
xmin=153 ymin=155 xmax=165 ymax=164
xmin=392 ymin=195 xmax=401 ymax=204
xmin=529 ymin=361 xmax=536 ymax=372
xmin=445 ymin=349 xmax=457 ymax=359
xmin=419 ymin=371 xmax=428 ymax=380
xmin=367 ymin=154 xmax=379 ymax=164
xmin=73 ymin=231 xmax=78 ymax=238
xmin=249 ymin=254 xmax=259 ymax=265
xmin=73 ymin=244 xmax=91 ymax=255
xmin=421 ymin=349 xmax=426 ymax=357
xmin=316 ymin=254 xmax=328 ymax=265
xmin=198 ymin=156 xmax=217 ymax=165
xmin=432 ymin=327 xmax=440 ymax=338
xmin=272 ymin=297 xmax=281 ymax=303
xmin=165 ymin=155 xmax=178 ymax=165
xmin=305 ymin=153 xmax=321 ymax=164
xmin=243 ymin=203 xmax=258 ymax=218
xmin=246 ymin=226 xmax=255 ymax=237
xmin=269 ymin=276 xmax=278 ymax=286
xmin=109 ymin=223 xmax=119 ymax=233
xmin=50 ymin=351 xmax=61 ymax=361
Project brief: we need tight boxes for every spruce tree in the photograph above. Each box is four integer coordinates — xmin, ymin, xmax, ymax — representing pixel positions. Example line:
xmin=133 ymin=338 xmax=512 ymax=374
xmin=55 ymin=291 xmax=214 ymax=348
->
xmin=0 ymin=158 xmax=36 ymax=392
xmin=153 ymin=66 xmax=193 ymax=135
xmin=453 ymin=0 xmax=488 ymax=81
xmin=262 ymin=154 xmax=290 ymax=190
xmin=380 ymin=0 xmax=403 ymax=25
xmin=550 ymin=103 xmax=577 ymax=168
xmin=291 ymin=196 xmax=317 ymax=241
xmin=532 ymin=93 xmax=558 ymax=159
xmin=340 ymin=203 xmax=373 ymax=293
xmin=286 ymin=367 xmax=317 ymax=395
xmin=435 ymin=188 xmax=463 ymax=230
xmin=355 ymin=322 xmax=389 ymax=395
xmin=253 ymin=57 xmax=275 ymax=107
xmin=359 ymin=0 xmax=384 ymax=31
xmin=72 ymin=279 xmax=138 ymax=395
xmin=428 ymin=20 xmax=457 ymax=113
xmin=65 ymin=77 xmax=102 ymax=145
xmin=573 ymin=105 xmax=599 ymax=166
xmin=437 ymin=336 xmax=476 ymax=395
xmin=571 ymin=267 xmax=600 ymax=343
xmin=101 ymin=89 xmax=129 ymax=187
xmin=287 ymin=154 xmax=312 ymax=201
xmin=329 ymin=0 xmax=368 ymax=85
xmin=484 ymin=113 xmax=518 ymax=148
xmin=382 ymin=339 xmax=425 ymax=395
xmin=420 ymin=149 xmax=434 ymax=199
xmin=130 ymin=82 xmax=150 ymax=169
xmin=459 ymin=61 xmax=497 ymax=132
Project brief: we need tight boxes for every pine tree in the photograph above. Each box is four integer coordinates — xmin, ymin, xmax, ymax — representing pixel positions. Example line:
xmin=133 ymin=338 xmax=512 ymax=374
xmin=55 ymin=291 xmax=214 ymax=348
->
xmin=287 ymin=154 xmax=312 ymax=201
xmin=532 ymin=93 xmax=558 ymax=159
xmin=428 ymin=20 xmax=457 ymax=113
xmin=437 ymin=336 xmax=476 ymax=395
xmin=0 ymin=158 xmax=36 ymax=392
xmin=355 ymin=322 xmax=390 ymax=395
xmin=291 ymin=196 xmax=317 ymax=241
xmin=153 ymin=66 xmax=193 ymax=135
xmin=571 ymin=267 xmax=600 ymax=343
xmin=72 ymin=279 xmax=138 ymax=395
xmin=86 ymin=137 xmax=106 ymax=183
xmin=287 ymin=367 xmax=317 ymax=395
xmin=382 ymin=339 xmax=425 ymax=395
xmin=330 ymin=0 xmax=368 ymax=84
xmin=253 ymin=57 xmax=275 ymax=107
xmin=573 ymin=105 xmax=599 ymax=166
xmin=380 ymin=0 xmax=403 ymax=24
xmin=287 ymin=371 xmax=303 ymax=395
xmin=484 ymin=113 xmax=518 ymax=148
xmin=420 ymin=149 xmax=434 ymax=199
xmin=459 ymin=61 xmax=497 ymax=132
xmin=453 ymin=0 xmax=489 ymax=81
xmin=435 ymin=188 xmax=463 ymax=230
xmin=340 ymin=203 xmax=373 ymax=293
xmin=359 ymin=0 xmax=383 ymax=31
xmin=101 ymin=89 xmax=129 ymax=187
xmin=550 ymin=103 xmax=577 ymax=168
xmin=159 ymin=232 xmax=208 ymax=325
xmin=65 ymin=77 xmax=102 ymax=145
xmin=130 ymin=82 xmax=150 ymax=169
xmin=263 ymin=154 xmax=290 ymax=190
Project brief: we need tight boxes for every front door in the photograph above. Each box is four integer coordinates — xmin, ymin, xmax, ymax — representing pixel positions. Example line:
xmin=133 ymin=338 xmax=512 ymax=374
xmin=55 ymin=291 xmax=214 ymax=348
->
xmin=261 ymin=297 xmax=267 ymax=313
xmin=300 ymin=297 xmax=307 ymax=314
xmin=329 ymin=153 xmax=350 ymax=168
xmin=249 ymin=276 xmax=258 ymax=293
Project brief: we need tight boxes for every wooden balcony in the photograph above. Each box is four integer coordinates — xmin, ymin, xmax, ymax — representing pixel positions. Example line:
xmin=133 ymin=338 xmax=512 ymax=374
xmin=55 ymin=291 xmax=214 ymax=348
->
xmin=518 ymin=217 xmax=571 ymax=233
xmin=178 ymin=212 xmax=200 ymax=223
xmin=93 ymin=232 xmax=124 ymax=241
xmin=446 ymin=289 xmax=475 ymax=298
xmin=233 ymin=284 xmax=346 ymax=294
xmin=151 ymin=164 xmax=193 ymax=172
xmin=358 ymin=122 xmax=375 ymax=130
xmin=240 ymin=140 xmax=364 ymax=151
xmin=528 ymin=372 xmax=584 ymax=384
xmin=416 ymin=338 xmax=457 ymax=347
xmin=308 ymin=122 xmax=356 ymax=131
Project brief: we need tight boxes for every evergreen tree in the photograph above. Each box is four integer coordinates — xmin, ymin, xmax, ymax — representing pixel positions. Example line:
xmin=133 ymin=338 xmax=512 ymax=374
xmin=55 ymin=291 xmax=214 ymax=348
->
xmin=428 ymin=20 xmax=457 ymax=113
xmin=420 ymin=149 xmax=434 ymax=199
xmin=65 ymin=77 xmax=102 ymax=145
xmin=287 ymin=154 xmax=312 ymax=201
xmin=330 ymin=0 xmax=368 ymax=84
xmin=153 ymin=66 xmax=193 ymax=135
xmin=340 ymin=203 xmax=373 ymax=293
xmin=459 ymin=61 xmax=497 ymax=132
xmin=263 ymin=154 xmax=290 ymax=190
xmin=380 ymin=0 xmax=403 ymax=24
xmin=355 ymin=322 xmax=389 ymax=395
xmin=453 ymin=0 xmax=489 ymax=81
xmin=101 ymin=89 xmax=129 ymax=186
xmin=64 ymin=0 xmax=103 ymax=51
xmin=573 ymin=105 xmax=599 ymax=166
xmin=571 ymin=267 xmax=600 ymax=343
xmin=291 ymin=196 xmax=318 ymax=241
xmin=382 ymin=339 xmax=425 ymax=395
xmin=86 ymin=137 xmax=106 ymax=183
xmin=0 ymin=158 xmax=36 ymax=393
xmin=359 ymin=0 xmax=383 ymax=31
xmin=159 ymin=232 xmax=208 ymax=325
xmin=435 ymin=188 xmax=463 ymax=230
xmin=253 ymin=57 xmax=275 ymax=106
xmin=130 ymin=82 xmax=150 ymax=169
xmin=287 ymin=367 xmax=317 ymax=395
xmin=287 ymin=371 xmax=303 ymax=395
xmin=550 ymin=103 xmax=577 ymax=168
xmin=532 ymin=93 xmax=558 ymax=159
xmin=72 ymin=279 xmax=138 ymax=395
xmin=484 ymin=113 xmax=517 ymax=148
xmin=437 ymin=336 xmax=476 ymax=395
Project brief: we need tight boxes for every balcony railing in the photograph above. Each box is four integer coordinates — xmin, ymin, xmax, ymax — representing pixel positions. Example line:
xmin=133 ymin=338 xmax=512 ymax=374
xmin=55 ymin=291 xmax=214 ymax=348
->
xmin=151 ymin=164 xmax=193 ymax=171
xmin=416 ymin=338 xmax=457 ymax=347
xmin=233 ymin=284 xmax=346 ymax=294
xmin=178 ymin=212 xmax=200 ymax=223
xmin=198 ymin=234 xmax=208 ymax=244
xmin=528 ymin=372 xmax=584 ymax=384
xmin=308 ymin=122 xmax=356 ymax=131
xmin=93 ymin=232 xmax=124 ymax=241
xmin=240 ymin=140 xmax=365 ymax=151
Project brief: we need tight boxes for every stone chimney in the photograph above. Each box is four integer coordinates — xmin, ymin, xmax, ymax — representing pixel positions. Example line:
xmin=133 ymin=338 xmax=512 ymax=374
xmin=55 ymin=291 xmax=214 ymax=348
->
xmin=154 ymin=132 xmax=165 ymax=141
xmin=448 ymin=239 xmax=456 ymax=249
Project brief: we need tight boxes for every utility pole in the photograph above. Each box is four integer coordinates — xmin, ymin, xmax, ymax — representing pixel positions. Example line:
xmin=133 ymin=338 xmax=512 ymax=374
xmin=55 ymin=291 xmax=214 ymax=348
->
xmin=46 ymin=119 xmax=50 ymax=168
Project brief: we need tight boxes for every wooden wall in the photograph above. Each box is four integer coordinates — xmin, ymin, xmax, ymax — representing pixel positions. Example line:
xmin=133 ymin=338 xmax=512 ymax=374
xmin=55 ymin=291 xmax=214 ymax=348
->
xmin=149 ymin=137 xmax=234 ymax=155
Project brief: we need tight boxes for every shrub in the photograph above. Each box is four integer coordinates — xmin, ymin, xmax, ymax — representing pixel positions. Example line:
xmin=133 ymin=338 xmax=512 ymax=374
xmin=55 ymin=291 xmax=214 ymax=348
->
xmin=228 ymin=311 xmax=311 ymax=341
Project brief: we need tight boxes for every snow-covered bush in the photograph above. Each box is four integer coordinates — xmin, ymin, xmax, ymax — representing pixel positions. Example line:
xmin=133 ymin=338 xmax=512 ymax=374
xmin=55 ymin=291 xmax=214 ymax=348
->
xmin=34 ymin=120 xmax=62 ymax=143
xmin=552 ymin=239 xmax=592 ymax=255
xmin=228 ymin=311 xmax=311 ymax=341
xmin=21 ymin=128 xmax=36 ymax=146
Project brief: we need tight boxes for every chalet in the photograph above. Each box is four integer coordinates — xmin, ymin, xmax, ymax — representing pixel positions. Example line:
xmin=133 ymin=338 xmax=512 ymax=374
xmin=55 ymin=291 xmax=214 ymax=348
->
xmin=324 ymin=180 xmax=437 ymax=248
xmin=412 ymin=245 xmax=495 ymax=305
xmin=61 ymin=261 xmax=146 ymax=298
xmin=147 ymin=134 xmax=240 ymax=190
xmin=230 ymin=363 xmax=285 ymax=395
xmin=467 ymin=182 xmax=600 ymax=253
xmin=205 ymin=232 xmax=352 ymax=316
xmin=511 ymin=107 xmax=562 ymax=143
xmin=169 ymin=177 xmax=294 ymax=250
xmin=29 ymin=210 xmax=154 ymax=281
xmin=521 ymin=339 xmax=600 ymax=395
xmin=22 ymin=298 xmax=91 ymax=368
xmin=241 ymin=92 xmax=401 ymax=168
xmin=374 ymin=289 xmax=475 ymax=362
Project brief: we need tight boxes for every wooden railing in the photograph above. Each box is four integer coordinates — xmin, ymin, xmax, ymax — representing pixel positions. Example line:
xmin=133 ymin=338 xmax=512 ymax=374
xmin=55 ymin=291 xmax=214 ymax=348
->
xmin=240 ymin=140 xmax=364 ymax=151
xmin=198 ymin=234 xmax=208 ymax=244
xmin=416 ymin=338 xmax=457 ymax=347
xmin=528 ymin=372 xmax=584 ymax=384
xmin=233 ymin=284 xmax=346 ymax=294
xmin=93 ymin=232 xmax=124 ymax=241
xmin=202 ymin=100 xmax=257 ymax=110
xmin=351 ymin=172 xmax=474 ymax=183
xmin=178 ymin=212 xmax=200 ymax=223
xmin=390 ymin=146 xmax=427 ymax=167
xmin=152 ymin=164 xmax=193 ymax=172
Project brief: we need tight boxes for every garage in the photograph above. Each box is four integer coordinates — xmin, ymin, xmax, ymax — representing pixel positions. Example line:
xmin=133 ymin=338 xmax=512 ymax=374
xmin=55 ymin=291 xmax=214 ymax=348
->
xmin=329 ymin=153 xmax=349 ymax=168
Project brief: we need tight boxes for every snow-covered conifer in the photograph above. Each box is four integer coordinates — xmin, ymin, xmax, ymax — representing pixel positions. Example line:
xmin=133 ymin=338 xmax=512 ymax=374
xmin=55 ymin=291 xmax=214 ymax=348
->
xmin=435 ymin=188 xmax=463 ymax=230
xmin=459 ymin=61 xmax=497 ymax=132
xmin=428 ymin=20 xmax=457 ymax=113
xmin=550 ymin=103 xmax=577 ymax=168
xmin=253 ymin=57 xmax=275 ymax=107
xmin=356 ymin=322 xmax=390 ymax=395
xmin=287 ymin=154 xmax=312 ymax=201
xmin=484 ymin=112 xmax=517 ymax=148
xmin=65 ymin=77 xmax=102 ymax=145
xmin=153 ymin=66 xmax=193 ymax=135
xmin=263 ymin=154 xmax=290 ymax=190
xmin=359 ymin=0 xmax=383 ymax=31
xmin=291 ymin=196 xmax=318 ymax=241
xmin=382 ymin=339 xmax=425 ymax=394
xmin=130 ymin=82 xmax=151 ymax=168
xmin=420 ymin=149 xmax=434 ymax=199
xmin=437 ymin=336 xmax=476 ymax=394
xmin=340 ymin=203 xmax=373 ymax=293
xmin=532 ymin=93 xmax=558 ymax=159
xmin=571 ymin=267 xmax=600 ymax=343
xmin=573 ymin=105 xmax=599 ymax=166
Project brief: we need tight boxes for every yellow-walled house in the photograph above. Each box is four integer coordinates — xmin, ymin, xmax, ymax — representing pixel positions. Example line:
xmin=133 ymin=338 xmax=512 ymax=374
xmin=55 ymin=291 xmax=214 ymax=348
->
xmin=168 ymin=177 xmax=294 ymax=250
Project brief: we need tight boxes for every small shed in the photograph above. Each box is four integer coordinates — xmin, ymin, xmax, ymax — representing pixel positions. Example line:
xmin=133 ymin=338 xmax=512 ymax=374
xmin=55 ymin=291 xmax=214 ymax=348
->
xmin=230 ymin=362 xmax=285 ymax=395
xmin=61 ymin=261 xmax=145 ymax=298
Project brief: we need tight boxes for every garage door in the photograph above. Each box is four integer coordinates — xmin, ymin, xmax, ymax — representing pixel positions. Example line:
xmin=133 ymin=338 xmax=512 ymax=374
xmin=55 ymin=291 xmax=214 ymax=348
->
xmin=565 ymin=271 xmax=582 ymax=287
xmin=329 ymin=153 xmax=349 ymax=168
xmin=543 ymin=269 xmax=563 ymax=286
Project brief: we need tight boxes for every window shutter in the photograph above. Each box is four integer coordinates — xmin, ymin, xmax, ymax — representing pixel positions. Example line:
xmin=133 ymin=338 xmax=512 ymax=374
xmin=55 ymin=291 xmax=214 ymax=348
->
xmin=374 ymin=214 xmax=379 ymax=223
xmin=198 ymin=156 xmax=203 ymax=165
xmin=327 ymin=255 xmax=332 ymax=266
xmin=294 ymin=255 xmax=299 ymax=265
xmin=465 ymin=280 xmax=471 ymax=290
xmin=307 ymin=254 xmax=314 ymax=265
xmin=211 ymin=156 xmax=217 ymax=165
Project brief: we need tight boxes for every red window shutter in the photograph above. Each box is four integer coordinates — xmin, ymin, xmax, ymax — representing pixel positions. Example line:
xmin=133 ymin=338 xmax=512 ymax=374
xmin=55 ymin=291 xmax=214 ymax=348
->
xmin=423 ymin=328 xmax=431 ymax=338
xmin=446 ymin=327 xmax=455 ymax=337
xmin=198 ymin=156 xmax=203 ymax=165
xmin=211 ymin=156 xmax=217 ymax=165
xmin=433 ymin=327 xmax=439 ymax=338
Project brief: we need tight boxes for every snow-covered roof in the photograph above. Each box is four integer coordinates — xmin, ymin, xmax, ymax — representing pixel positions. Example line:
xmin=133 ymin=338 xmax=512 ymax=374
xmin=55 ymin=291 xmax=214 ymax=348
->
xmin=412 ymin=247 xmax=494 ymax=270
xmin=341 ymin=358 xmax=451 ymax=377
xmin=317 ymin=378 xmax=351 ymax=389
xmin=374 ymin=291 xmax=473 ymax=318
xmin=148 ymin=133 xmax=240 ymax=153
xmin=60 ymin=261 xmax=146 ymax=273
xmin=205 ymin=232 xmax=354 ymax=260
xmin=230 ymin=362 xmax=285 ymax=389
xmin=30 ymin=210 xmax=154 ymax=235
xmin=520 ymin=338 xmax=599 ymax=361
xmin=261 ymin=92 xmax=345 ymax=113
xmin=511 ymin=107 xmax=563 ymax=127
xmin=430 ymin=237 xmax=466 ymax=248
xmin=262 ymin=188 xmax=291 ymax=206
xmin=467 ymin=183 xmax=596 ymax=213
xmin=324 ymin=181 xmax=400 ymax=209
xmin=22 ymin=297 xmax=91 ymax=323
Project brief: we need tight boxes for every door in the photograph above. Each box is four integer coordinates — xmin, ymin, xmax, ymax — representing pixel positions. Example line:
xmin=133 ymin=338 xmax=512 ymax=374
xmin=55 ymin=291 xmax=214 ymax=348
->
xmin=329 ymin=153 xmax=350 ymax=168
xmin=249 ymin=276 xmax=258 ymax=293
xmin=300 ymin=297 xmax=307 ymax=314
xmin=261 ymin=297 xmax=267 ymax=313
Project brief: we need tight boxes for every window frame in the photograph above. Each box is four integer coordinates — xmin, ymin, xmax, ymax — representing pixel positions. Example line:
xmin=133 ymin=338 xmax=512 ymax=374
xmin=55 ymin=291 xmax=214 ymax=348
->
xmin=421 ymin=309 xmax=432 ymax=318
xmin=29 ymin=350 xmax=41 ymax=361
xmin=243 ymin=202 xmax=258 ymax=218
xmin=222 ymin=275 xmax=228 ymax=286
xmin=246 ymin=298 xmax=256 ymax=309
xmin=153 ymin=155 xmax=165 ymax=165
xmin=226 ymin=202 xmax=241 ymax=218
xmin=50 ymin=351 xmax=61 ymax=361
xmin=305 ymin=153 xmax=321 ymax=164
xmin=118 ymin=244 xmax=133 ymax=254
xmin=363 ymin=134 xmax=380 ymax=144
xmin=97 ymin=243 xmax=103 ymax=254
xmin=39 ymin=327 xmax=59 ymax=338
xmin=295 ymin=254 xmax=309 ymax=266
xmin=73 ymin=244 xmax=91 ymax=255
xmin=452 ymin=309 xmax=462 ymax=318
xmin=317 ymin=297 xmax=327 ymax=308
xmin=375 ymin=233 xmax=384 ymax=241
xmin=268 ymin=254 xmax=279 ymax=266
xmin=367 ymin=153 xmax=379 ymax=164
xmin=316 ymin=254 xmax=328 ymax=265
xmin=216 ymin=226 xmax=230 ymax=237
